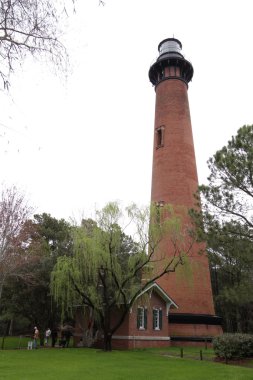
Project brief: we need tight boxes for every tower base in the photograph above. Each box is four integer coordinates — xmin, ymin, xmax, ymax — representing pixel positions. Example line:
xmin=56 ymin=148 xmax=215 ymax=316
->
xmin=169 ymin=313 xmax=223 ymax=346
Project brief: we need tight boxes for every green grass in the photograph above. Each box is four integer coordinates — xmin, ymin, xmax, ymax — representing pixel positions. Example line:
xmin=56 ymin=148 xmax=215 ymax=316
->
xmin=0 ymin=335 xmax=74 ymax=349
xmin=147 ymin=346 xmax=216 ymax=360
xmin=0 ymin=336 xmax=31 ymax=349
xmin=0 ymin=348 xmax=253 ymax=380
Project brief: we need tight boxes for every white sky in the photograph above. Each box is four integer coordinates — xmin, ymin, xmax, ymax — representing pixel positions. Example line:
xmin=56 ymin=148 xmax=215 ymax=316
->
xmin=0 ymin=0 xmax=253 ymax=221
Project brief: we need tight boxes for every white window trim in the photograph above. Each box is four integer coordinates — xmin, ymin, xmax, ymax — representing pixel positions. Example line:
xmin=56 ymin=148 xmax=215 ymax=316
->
xmin=137 ymin=306 xmax=147 ymax=331
xmin=153 ymin=307 xmax=162 ymax=330
xmin=138 ymin=307 xmax=145 ymax=330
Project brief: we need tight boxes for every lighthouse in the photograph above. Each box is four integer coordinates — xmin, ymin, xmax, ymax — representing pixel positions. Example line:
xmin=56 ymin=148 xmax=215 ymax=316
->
xmin=149 ymin=38 xmax=222 ymax=343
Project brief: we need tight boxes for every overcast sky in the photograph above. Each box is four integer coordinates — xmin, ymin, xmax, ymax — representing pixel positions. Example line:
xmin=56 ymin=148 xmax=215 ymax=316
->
xmin=0 ymin=0 xmax=253 ymax=221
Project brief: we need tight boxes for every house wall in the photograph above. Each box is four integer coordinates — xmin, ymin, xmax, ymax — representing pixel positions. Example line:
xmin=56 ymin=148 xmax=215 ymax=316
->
xmin=169 ymin=323 xmax=223 ymax=338
xmin=111 ymin=291 xmax=171 ymax=349
xmin=110 ymin=307 xmax=130 ymax=336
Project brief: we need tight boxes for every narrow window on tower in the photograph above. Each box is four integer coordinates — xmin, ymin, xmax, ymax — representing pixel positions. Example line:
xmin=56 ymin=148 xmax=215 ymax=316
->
xmin=156 ymin=126 xmax=165 ymax=149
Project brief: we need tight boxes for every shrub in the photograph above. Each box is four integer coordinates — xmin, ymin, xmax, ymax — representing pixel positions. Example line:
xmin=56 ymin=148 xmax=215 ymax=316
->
xmin=213 ymin=333 xmax=253 ymax=360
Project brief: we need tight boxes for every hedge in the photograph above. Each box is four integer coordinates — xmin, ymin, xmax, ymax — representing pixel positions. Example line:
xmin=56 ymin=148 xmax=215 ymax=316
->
xmin=213 ymin=333 xmax=253 ymax=360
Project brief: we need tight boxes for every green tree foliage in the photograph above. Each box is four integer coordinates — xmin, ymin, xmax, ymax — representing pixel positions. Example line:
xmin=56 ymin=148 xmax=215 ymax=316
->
xmin=0 ymin=213 xmax=73 ymax=336
xmin=208 ymin=222 xmax=253 ymax=332
xmin=199 ymin=125 xmax=253 ymax=233
xmin=194 ymin=125 xmax=253 ymax=332
xmin=51 ymin=202 xmax=195 ymax=351
xmin=33 ymin=213 xmax=73 ymax=259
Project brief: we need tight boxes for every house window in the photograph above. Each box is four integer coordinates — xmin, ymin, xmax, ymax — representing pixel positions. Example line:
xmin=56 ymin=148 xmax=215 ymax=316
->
xmin=137 ymin=307 xmax=147 ymax=330
xmin=156 ymin=126 xmax=165 ymax=148
xmin=153 ymin=308 xmax=162 ymax=330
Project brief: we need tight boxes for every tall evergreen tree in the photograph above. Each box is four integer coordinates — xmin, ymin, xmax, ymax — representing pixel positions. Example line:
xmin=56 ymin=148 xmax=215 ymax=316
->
xmin=193 ymin=125 xmax=253 ymax=332
xmin=0 ymin=213 xmax=73 ymax=337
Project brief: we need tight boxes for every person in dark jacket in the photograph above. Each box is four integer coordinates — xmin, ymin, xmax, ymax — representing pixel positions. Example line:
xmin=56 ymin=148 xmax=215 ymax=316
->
xmin=51 ymin=327 xmax=58 ymax=347
xmin=64 ymin=329 xmax=72 ymax=348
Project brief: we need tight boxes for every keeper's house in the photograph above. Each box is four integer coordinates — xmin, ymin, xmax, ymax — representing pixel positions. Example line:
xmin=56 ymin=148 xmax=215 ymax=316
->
xmin=110 ymin=283 xmax=178 ymax=349
xmin=74 ymin=282 xmax=178 ymax=349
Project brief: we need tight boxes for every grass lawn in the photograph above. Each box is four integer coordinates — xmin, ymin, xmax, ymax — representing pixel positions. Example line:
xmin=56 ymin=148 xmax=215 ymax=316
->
xmin=0 ymin=336 xmax=31 ymax=350
xmin=0 ymin=348 xmax=253 ymax=380
xmin=148 ymin=345 xmax=216 ymax=360
xmin=0 ymin=336 xmax=74 ymax=349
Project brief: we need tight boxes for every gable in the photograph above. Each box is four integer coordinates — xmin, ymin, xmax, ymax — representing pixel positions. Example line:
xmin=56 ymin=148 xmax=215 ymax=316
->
xmin=135 ymin=282 xmax=178 ymax=316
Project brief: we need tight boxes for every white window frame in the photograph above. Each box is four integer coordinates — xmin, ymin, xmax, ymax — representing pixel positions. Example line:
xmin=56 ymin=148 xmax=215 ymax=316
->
xmin=153 ymin=308 xmax=160 ymax=330
xmin=138 ymin=307 xmax=145 ymax=330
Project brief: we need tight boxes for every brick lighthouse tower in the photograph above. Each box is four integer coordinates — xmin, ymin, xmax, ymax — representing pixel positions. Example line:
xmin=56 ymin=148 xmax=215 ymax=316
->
xmin=149 ymin=38 xmax=222 ymax=343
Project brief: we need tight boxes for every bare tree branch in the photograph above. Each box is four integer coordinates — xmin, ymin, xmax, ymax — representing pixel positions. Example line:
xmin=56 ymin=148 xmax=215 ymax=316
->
xmin=0 ymin=185 xmax=34 ymax=301
xmin=0 ymin=0 xmax=73 ymax=89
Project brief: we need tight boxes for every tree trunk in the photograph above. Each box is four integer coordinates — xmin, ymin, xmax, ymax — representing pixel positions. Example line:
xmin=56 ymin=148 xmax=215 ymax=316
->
xmin=8 ymin=319 xmax=13 ymax=336
xmin=103 ymin=331 xmax=112 ymax=351
xmin=102 ymin=306 xmax=112 ymax=351
xmin=0 ymin=280 xmax=4 ymax=304
xmin=236 ymin=308 xmax=242 ymax=333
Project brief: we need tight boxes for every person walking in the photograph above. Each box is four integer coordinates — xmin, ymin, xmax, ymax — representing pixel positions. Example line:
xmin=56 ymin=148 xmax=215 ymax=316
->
xmin=45 ymin=327 xmax=51 ymax=346
xmin=33 ymin=327 xmax=40 ymax=349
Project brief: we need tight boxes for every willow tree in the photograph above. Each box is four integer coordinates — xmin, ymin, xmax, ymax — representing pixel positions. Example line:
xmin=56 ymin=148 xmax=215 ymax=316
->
xmin=51 ymin=202 xmax=195 ymax=351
